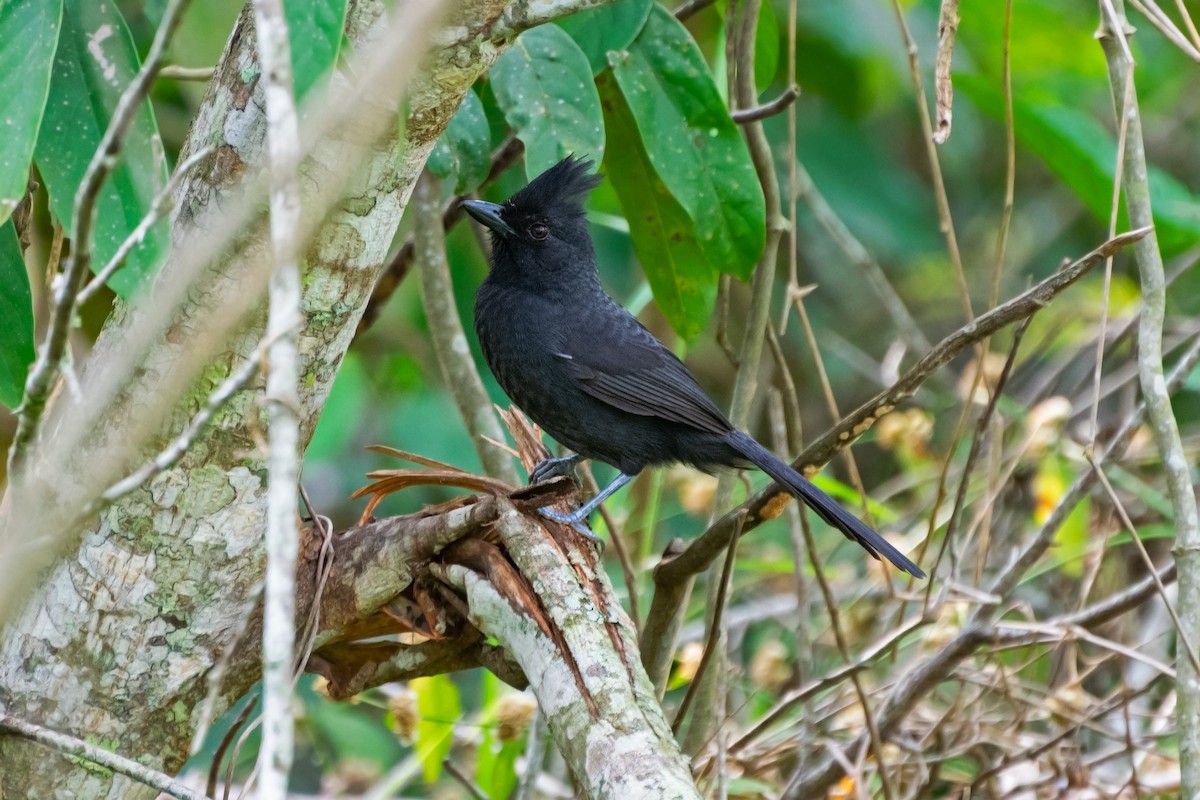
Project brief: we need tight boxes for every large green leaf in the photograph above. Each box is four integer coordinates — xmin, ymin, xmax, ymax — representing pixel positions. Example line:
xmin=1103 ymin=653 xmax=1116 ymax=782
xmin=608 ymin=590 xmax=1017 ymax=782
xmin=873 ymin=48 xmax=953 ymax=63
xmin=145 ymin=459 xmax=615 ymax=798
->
xmin=959 ymin=73 xmax=1200 ymax=257
xmin=427 ymin=89 xmax=492 ymax=194
xmin=609 ymin=5 xmax=765 ymax=279
xmin=412 ymin=674 xmax=460 ymax=784
xmin=598 ymin=70 xmax=717 ymax=342
xmin=490 ymin=25 xmax=605 ymax=180
xmin=0 ymin=220 xmax=34 ymax=409
xmin=555 ymin=0 xmax=652 ymax=76
xmin=283 ymin=0 xmax=346 ymax=101
xmin=0 ymin=0 xmax=62 ymax=226
xmin=35 ymin=0 xmax=169 ymax=297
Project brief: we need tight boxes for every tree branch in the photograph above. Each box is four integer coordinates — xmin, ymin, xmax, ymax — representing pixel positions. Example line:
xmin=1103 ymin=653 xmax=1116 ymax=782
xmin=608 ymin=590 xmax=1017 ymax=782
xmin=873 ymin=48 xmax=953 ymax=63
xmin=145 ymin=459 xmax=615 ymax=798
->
xmin=649 ymin=228 xmax=1150 ymax=594
xmin=1098 ymin=9 xmax=1200 ymax=791
xmin=414 ymin=170 xmax=518 ymax=483
xmin=251 ymin=0 xmax=304 ymax=791
xmin=0 ymin=716 xmax=204 ymax=800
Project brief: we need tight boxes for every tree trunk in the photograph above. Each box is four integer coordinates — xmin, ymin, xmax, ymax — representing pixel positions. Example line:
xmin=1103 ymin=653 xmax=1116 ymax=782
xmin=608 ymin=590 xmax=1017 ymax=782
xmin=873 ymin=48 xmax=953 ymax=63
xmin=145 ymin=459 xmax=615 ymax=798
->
xmin=0 ymin=1 xmax=609 ymax=796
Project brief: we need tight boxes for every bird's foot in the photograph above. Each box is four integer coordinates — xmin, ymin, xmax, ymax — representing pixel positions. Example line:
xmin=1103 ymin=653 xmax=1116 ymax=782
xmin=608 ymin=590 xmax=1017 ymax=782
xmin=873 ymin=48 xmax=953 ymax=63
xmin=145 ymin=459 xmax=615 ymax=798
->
xmin=529 ymin=454 xmax=583 ymax=485
xmin=538 ymin=506 xmax=605 ymax=550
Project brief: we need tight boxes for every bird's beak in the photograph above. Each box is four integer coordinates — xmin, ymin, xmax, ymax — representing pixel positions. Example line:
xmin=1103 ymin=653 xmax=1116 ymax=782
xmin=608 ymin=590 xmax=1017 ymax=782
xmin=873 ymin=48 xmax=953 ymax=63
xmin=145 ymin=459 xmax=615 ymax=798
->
xmin=461 ymin=199 xmax=517 ymax=237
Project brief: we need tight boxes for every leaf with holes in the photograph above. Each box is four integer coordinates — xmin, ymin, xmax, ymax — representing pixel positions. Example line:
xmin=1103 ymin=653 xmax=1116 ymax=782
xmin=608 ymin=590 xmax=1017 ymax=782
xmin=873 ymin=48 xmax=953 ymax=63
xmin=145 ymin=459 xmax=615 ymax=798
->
xmin=427 ymin=89 xmax=492 ymax=194
xmin=599 ymin=70 xmax=716 ymax=342
xmin=34 ymin=0 xmax=169 ymax=297
xmin=556 ymin=0 xmax=652 ymax=76
xmin=0 ymin=0 xmax=62 ymax=226
xmin=609 ymin=5 xmax=765 ymax=279
xmin=490 ymin=25 xmax=605 ymax=180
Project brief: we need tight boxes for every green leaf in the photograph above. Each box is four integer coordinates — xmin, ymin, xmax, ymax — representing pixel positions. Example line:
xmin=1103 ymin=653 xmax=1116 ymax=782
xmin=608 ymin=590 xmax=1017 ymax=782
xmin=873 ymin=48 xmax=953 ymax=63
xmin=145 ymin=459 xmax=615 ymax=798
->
xmin=555 ymin=0 xmax=652 ymax=76
xmin=598 ymin=70 xmax=717 ymax=342
xmin=958 ymin=73 xmax=1200 ymax=258
xmin=476 ymin=675 xmax=522 ymax=800
xmin=490 ymin=25 xmax=605 ymax=180
xmin=427 ymin=89 xmax=492 ymax=194
xmin=754 ymin=0 xmax=779 ymax=91
xmin=35 ymin=0 xmax=169 ymax=297
xmin=412 ymin=674 xmax=460 ymax=784
xmin=283 ymin=0 xmax=346 ymax=101
xmin=609 ymin=5 xmax=765 ymax=279
xmin=0 ymin=0 xmax=62 ymax=226
xmin=0 ymin=220 xmax=34 ymax=409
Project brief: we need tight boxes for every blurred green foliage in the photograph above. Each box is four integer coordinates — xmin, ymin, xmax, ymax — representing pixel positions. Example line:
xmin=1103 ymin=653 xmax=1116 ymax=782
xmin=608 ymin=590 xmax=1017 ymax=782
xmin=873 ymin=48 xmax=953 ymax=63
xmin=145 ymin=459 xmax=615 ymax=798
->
xmin=2 ymin=0 xmax=1198 ymax=794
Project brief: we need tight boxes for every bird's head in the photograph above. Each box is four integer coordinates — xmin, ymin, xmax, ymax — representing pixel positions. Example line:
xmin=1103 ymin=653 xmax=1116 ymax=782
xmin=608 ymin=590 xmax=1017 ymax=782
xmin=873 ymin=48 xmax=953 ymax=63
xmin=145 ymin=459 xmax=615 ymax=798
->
xmin=461 ymin=155 xmax=603 ymax=284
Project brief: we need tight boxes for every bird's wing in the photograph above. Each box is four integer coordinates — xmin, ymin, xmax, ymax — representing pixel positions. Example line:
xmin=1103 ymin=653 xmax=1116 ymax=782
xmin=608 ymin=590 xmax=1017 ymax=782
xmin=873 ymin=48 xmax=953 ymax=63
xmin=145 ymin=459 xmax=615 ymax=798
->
xmin=554 ymin=305 xmax=732 ymax=435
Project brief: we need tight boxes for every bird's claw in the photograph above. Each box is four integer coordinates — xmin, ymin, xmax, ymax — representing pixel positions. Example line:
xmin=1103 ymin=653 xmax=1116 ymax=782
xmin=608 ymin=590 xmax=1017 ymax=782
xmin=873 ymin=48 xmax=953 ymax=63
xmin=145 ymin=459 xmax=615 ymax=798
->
xmin=529 ymin=454 xmax=582 ymax=485
xmin=538 ymin=506 xmax=605 ymax=551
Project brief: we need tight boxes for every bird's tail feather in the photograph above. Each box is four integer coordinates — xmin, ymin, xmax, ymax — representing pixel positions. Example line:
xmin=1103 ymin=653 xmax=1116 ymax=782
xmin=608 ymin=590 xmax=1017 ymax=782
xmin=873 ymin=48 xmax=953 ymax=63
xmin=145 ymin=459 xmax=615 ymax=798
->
xmin=725 ymin=430 xmax=924 ymax=578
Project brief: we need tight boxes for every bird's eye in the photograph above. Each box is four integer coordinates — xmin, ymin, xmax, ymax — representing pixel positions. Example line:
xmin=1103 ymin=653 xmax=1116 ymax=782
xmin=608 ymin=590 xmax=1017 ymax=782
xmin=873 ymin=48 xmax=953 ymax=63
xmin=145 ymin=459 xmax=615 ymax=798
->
xmin=529 ymin=223 xmax=549 ymax=240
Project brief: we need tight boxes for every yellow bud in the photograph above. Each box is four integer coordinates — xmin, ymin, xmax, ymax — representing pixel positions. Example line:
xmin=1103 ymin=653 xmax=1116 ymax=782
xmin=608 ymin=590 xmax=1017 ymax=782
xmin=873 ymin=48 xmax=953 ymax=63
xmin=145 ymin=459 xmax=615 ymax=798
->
xmin=749 ymin=640 xmax=792 ymax=693
xmin=676 ymin=641 xmax=705 ymax=683
xmin=496 ymin=691 xmax=538 ymax=742
xmin=1025 ymin=396 xmax=1072 ymax=457
xmin=876 ymin=408 xmax=933 ymax=458
xmin=389 ymin=685 xmax=418 ymax=743
xmin=958 ymin=352 xmax=1008 ymax=405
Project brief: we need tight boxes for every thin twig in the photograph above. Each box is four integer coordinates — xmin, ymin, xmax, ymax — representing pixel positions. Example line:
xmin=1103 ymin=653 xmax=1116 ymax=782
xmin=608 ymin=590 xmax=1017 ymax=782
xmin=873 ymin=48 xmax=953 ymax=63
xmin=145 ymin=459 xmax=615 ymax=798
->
xmin=673 ymin=0 xmax=718 ymax=20
xmin=444 ymin=759 xmax=489 ymax=800
xmin=1089 ymin=458 xmax=1200 ymax=675
xmin=78 ymin=146 xmax=216 ymax=305
xmin=731 ymin=85 xmax=799 ymax=123
xmin=159 ymin=65 xmax=217 ymax=81
xmin=207 ymin=696 xmax=258 ymax=799
xmin=672 ymin=512 xmax=744 ymax=735
xmin=8 ymin=0 xmax=193 ymax=475
xmin=680 ymin=0 xmax=786 ymax=747
xmin=414 ymin=170 xmax=518 ymax=484
xmin=252 ymin=0 xmax=304 ymax=792
xmin=933 ymin=0 xmax=960 ymax=143
xmin=889 ymin=0 xmax=972 ymax=321
xmin=1097 ymin=8 xmax=1200 ymax=793
xmin=651 ymin=229 xmax=1149 ymax=593
xmin=925 ymin=318 xmax=1030 ymax=590
xmin=784 ymin=330 xmax=1200 ymax=797
xmin=784 ymin=160 xmax=930 ymax=352
xmin=797 ymin=495 xmax=897 ymax=800
xmin=1127 ymin=0 xmax=1200 ymax=60
xmin=0 ymin=715 xmax=205 ymax=800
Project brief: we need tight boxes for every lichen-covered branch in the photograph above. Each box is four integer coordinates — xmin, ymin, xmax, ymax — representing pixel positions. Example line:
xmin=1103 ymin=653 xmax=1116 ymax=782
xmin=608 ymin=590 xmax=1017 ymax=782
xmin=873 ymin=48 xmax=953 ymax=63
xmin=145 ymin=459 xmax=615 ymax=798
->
xmin=1098 ymin=4 xmax=1200 ymax=792
xmin=0 ymin=0 xmax=619 ymax=796
xmin=437 ymin=504 xmax=701 ymax=800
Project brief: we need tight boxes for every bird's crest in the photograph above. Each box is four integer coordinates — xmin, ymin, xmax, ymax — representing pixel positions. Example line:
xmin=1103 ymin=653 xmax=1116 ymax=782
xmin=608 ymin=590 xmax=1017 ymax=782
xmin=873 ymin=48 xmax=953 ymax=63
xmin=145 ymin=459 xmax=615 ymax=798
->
xmin=507 ymin=155 xmax=603 ymax=216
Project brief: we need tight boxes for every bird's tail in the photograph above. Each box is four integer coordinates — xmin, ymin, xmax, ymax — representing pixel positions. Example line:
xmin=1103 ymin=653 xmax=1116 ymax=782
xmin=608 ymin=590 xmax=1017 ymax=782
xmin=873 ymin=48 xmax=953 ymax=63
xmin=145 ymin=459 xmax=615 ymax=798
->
xmin=725 ymin=430 xmax=925 ymax=578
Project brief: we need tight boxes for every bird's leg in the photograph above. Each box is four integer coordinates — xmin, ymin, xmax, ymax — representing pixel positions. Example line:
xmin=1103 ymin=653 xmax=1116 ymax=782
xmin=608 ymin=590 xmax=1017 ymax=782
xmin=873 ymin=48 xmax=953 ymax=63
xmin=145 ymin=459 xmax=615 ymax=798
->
xmin=539 ymin=472 xmax=634 ymax=544
xmin=529 ymin=453 xmax=584 ymax=485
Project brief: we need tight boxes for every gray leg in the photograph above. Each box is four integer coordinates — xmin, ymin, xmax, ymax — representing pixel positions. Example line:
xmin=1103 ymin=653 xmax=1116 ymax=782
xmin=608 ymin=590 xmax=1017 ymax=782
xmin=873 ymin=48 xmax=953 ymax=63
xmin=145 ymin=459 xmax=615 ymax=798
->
xmin=539 ymin=472 xmax=634 ymax=544
xmin=530 ymin=453 xmax=584 ymax=485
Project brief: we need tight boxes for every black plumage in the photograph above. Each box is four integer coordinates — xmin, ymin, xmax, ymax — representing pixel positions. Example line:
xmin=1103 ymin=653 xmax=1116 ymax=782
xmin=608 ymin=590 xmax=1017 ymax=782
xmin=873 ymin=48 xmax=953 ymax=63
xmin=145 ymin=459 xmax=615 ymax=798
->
xmin=464 ymin=156 xmax=923 ymax=577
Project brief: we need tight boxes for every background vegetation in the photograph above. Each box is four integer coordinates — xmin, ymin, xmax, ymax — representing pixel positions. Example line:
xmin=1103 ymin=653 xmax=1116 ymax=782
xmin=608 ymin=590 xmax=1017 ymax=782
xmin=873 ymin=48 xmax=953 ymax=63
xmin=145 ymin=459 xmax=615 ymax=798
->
xmin=1 ymin=0 xmax=1198 ymax=796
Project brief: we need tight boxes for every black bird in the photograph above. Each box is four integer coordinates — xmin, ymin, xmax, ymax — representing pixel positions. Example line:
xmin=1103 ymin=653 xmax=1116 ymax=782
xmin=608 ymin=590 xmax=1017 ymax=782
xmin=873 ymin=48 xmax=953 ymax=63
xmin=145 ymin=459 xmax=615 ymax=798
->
xmin=463 ymin=156 xmax=923 ymax=577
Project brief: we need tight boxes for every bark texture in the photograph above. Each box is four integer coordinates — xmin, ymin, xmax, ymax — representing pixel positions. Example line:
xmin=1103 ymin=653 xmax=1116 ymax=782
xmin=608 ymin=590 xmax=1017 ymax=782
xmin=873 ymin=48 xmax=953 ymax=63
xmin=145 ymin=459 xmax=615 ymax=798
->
xmin=0 ymin=0 xmax=608 ymax=796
